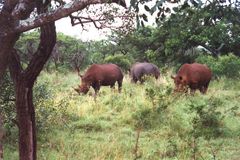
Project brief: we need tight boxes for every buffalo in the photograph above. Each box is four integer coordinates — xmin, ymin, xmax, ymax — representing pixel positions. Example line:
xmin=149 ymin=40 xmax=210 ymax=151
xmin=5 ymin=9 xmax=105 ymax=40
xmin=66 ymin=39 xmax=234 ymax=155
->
xmin=130 ymin=62 xmax=160 ymax=83
xmin=74 ymin=64 xmax=123 ymax=98
xmin=171 ymin=63 xmax=212 ymax=94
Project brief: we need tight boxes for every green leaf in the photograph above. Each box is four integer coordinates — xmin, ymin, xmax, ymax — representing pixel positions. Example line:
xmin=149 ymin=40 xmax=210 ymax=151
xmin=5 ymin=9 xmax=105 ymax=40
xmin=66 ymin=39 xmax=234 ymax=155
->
xmin=136 ymin=15 xmax=140 ymax=28
xmin=151 ymin=0 xmax=164 ymax=14
xmin=144 ymin=5 xmax=151 ymax=12
xmin=156 ymin=0 xmax=164 ymax=8
xmin=150 ymin=6 xmax=157 ymax=15
xmin=142 ymin=14 xmax=148 ymax=22
xmin=141 ymin=20 xmax=145 ymax=27
xmin=172 ymin=7 xmax=179 ymax=12
xmin=130 ymin=0 xmax=137 ymax=6
xmin=165 ymin=7 xmax=171 ymax=13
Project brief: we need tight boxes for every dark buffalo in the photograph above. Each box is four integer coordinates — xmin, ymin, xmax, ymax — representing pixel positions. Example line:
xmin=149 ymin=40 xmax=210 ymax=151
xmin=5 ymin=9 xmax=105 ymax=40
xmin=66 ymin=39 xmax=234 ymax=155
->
xmin=171 ymin=63 xmax=212 ymax=94
xmin=74 ymin=64 xmax=123 ymax=98
xmin=130 ymin=62 xmax=160 ymax=83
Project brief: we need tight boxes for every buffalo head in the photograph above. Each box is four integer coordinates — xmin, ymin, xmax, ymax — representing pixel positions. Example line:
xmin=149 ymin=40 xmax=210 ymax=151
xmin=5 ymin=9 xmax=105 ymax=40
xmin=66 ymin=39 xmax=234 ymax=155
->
xmin=171 ymin=75 xmax=188 ymax=93
xmin=73 ymin=83 xmax=90 ymax=95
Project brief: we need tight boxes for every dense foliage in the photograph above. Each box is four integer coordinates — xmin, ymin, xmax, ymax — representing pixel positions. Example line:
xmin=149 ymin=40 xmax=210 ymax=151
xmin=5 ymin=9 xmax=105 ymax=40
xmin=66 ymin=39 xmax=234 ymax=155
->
xmin=0 ymin=73 xmax=15 ymax=138
xmin=106 ymin=0 xmax=240 ymax=65
xmin=104 ymin=54 xmax=133 ymax=72
xmin=196 ymin=54 xmax=240 ymax=79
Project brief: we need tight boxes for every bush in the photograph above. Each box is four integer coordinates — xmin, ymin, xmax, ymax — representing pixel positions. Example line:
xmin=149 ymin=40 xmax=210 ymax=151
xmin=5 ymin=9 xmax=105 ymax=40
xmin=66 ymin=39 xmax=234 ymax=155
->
xmin=0 ymin=72 xmax=16 ymax=137
xmin=145 ymin=82 xmax=173 ymax=109
xmin=188 ymin=96 xmax=225 ymax=139
xmin=196 ymin=54 xmax=240 ymax=78
xmin=104 ymin=54 xmax=133 ymax=72
xmin=132 ymin=83 xmax=173 ymax=129
xmin=34 ymin=81 xmax=78 ymax=133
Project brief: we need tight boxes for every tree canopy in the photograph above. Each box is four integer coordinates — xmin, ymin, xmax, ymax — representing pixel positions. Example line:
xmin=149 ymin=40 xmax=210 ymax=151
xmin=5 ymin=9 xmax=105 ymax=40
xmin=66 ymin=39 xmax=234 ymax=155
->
xmin=101 ymin=0 xmax=240 ymax=66
xmin=0 ymin=0 xmax=128 ymax=80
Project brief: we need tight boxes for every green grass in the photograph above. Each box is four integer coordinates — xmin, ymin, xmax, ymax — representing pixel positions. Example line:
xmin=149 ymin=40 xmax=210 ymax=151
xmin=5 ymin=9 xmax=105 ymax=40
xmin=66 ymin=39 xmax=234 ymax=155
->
xmin=3 ymin=72 xmax=240 ymax=160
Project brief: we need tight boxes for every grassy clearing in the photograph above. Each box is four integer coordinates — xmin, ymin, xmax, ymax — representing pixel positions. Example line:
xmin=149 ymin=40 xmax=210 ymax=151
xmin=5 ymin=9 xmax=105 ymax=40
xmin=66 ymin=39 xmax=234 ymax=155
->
xmin=4 ymin=71 xmax=240 ymax=160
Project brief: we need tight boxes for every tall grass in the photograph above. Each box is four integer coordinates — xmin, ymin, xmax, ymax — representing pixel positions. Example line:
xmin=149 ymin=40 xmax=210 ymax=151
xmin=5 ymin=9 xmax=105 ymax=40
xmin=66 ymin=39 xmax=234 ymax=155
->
xmin=4 ymin=71 xmax=240 ymax=160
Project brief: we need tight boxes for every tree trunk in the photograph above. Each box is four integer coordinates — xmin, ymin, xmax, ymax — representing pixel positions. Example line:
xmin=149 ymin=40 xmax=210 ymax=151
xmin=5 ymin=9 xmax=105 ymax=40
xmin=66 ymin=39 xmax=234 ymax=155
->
xmin=0 ymin=34 xmax=19 ymax=81
xmin=0 ymin=5 xmax=20 ymax=80
xmin=15 ymin=79 xmax=36 ymax=160
xmin=0 ymin=145 xmax=2 ymax=160
xmin=0 ymin=114 xmax=3 ymax=160
xmin=9 ymin=21 xmax=56 ymax=160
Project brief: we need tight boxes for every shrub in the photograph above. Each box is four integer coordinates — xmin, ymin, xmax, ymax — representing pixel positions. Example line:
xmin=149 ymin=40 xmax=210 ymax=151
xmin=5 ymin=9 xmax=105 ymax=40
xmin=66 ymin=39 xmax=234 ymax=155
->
xmin=145 ymin=82 xmax=173 ymax=109
xmin=0 ymin=72 xmax=16 ymax=137
xmin=104 ymin=54 xmax=133 ymax=72
xmin=132 ymin=83 xmax=173 ymax=129
xmin=188 ymin=96 xmax=225 ymax=139
xmin=196 ymin=54 xmax=240 ymax=78
xmin=34 ymin=81 xmax=78 ymax=133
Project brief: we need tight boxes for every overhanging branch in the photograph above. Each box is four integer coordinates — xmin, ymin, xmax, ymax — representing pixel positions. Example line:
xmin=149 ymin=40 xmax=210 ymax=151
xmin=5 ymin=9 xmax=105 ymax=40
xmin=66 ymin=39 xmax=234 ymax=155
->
xmin=69 ymin=14 xmax=133 ymax=29
xmin=14 ymin=0 xmax=127 ymax=33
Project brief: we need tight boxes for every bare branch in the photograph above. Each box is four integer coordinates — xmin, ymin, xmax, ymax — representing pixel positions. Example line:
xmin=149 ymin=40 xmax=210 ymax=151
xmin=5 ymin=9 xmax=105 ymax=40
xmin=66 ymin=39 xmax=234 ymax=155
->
xmin=14 ymin=0 xmax=127 ymax=33
xmin=69 ymin=14 xmax=133 ymax=30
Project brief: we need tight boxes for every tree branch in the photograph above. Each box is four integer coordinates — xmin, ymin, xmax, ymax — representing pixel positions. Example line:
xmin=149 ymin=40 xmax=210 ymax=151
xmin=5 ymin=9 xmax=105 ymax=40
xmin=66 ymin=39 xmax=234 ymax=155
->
xmin=69 ymin=14 xmax=133 ymax=29
xmin=8 ymin=49 xmax=22 ymax=85
xmin=24 ymin=22 xmax=56 ymax=86
xmin=14 ymin=0 xmax=126 ymax=33
xmin=21 ymin=1 xmax=57 ymax=86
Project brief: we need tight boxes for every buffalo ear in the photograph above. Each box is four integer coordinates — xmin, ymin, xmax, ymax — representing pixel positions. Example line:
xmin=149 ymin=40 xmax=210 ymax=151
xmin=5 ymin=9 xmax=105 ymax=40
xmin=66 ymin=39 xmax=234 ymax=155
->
xmin=72 ymin=87 xmax=79 ymax=93
xmin=73 ymin=88 xmax=78 ymax=92
xmin=171 ymin=75 xmax=176 ymax=79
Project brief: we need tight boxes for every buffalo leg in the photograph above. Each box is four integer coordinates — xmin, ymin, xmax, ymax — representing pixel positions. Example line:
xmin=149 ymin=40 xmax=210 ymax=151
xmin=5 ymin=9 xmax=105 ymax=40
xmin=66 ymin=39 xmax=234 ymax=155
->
xmin=93 ymin=89 xmax=99 ymax=101
xmin=131 ymin=77 xmax=137 ymax=83
xmin=199 ymin=87 xmax=206 ymax=94
xmin=110 ymin=84 xmax=115 ymax=93
xmin=117 ymin=80 xmax=122 ymax=93
xmin=203 ymin=87 xmax=208 ymax=94
xmin=190 ymin=89 xmax=196 ymax=94
xmin=200 ymin=82 xmax=209 ymax=94
xmin=93 ymin=83 xmax=100 ymax=101
xmin=139 ymin=76 xmax=145 ymax=84
xmin=190 ymin=83 xmax=198 ymax=94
